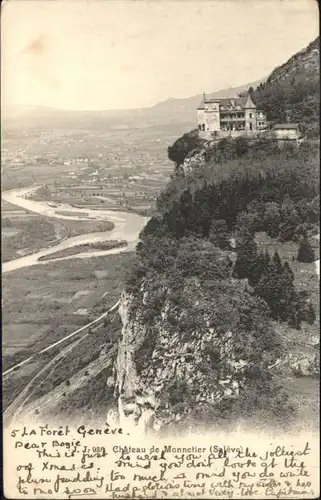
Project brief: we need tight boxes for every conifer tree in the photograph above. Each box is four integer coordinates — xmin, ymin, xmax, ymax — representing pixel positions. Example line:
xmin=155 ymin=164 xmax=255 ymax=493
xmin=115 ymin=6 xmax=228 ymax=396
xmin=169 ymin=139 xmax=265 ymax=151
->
xmin=209 ymin=219 xmax=230 ymax=250
xmin=234 ymin=233 xmax=258 ymax=282
xmin=273 ymin=251 xmax=283 ymax=274
xmin=297 ymin=238 xmax=315 ymax=263
xmin=306 ymin=303 xmax=316 ymax=325
xmin=263 ymin=251 xmax=271 ymax=271
xmin=288 ymin=304 xmax=300 ymax=329
xmin=252 ymin=251 xmax=265 ymax=286
xmin=255 ymin=260 xmax=287 ymax=320
xmin=282 ymin=261 xmax=295 ymax=288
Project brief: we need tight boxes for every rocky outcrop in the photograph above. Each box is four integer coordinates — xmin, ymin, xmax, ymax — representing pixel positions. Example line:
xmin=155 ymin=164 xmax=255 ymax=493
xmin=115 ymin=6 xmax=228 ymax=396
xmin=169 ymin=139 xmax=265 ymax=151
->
xmin=107 ymin=289 xmax=156 ymax=431
xmin=286 ymin=352 xmax=319 ymax=377
xmin=107 ymin=283 xmax=267 ymax=433
xmin=181 ymin=141 xmax=218 ymax=175
xmin=182 ymin=149 xmax=207 ymax=174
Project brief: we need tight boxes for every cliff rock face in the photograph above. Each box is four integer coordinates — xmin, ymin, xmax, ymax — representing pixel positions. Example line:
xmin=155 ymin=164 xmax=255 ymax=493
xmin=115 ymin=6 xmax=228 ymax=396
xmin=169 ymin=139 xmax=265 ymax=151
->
xmin=182 ymin=148 xmax=208 ymax=174
xmin=108 ymin=282 xmax=262 ymax=432
xmin=110 ymin=289 xmax=156 ymax=431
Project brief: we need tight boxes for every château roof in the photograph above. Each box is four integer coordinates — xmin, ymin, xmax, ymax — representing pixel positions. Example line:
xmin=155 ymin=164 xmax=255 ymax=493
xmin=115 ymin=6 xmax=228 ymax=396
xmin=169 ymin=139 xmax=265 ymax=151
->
xmin=197 ymin=90 xmax=262 ymax=111
xmin=245 ymin=93 xmax=256 ymax=108
xmin=197 ymin=100 xmax=206 ymax=110
xmin=197 ymin=93 xmax=256 ymax=111
xmin=204 ymin=96 xmax=248 ymax=108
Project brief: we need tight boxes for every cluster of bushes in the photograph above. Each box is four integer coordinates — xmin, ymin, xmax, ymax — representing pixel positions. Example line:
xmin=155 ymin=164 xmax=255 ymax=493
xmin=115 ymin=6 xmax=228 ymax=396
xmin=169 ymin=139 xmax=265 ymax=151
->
xmin=167 ymin=129 xmax=204 ymax=167
xmin=57 ymin=368 xmax=115 ymax=418
xmin=158 ymin=141 xmax=319 ymax=233
xmin=136 ymin=141 xmax=318 ymax=331
xmin=253 ymin=76 xmax=319 ymax=135
xmin=234 ymin=235 xmax=316 ymax=328
xmin=167 ymin=133 xmax=259 ymax=171
xmin=127 ymin=232 xmax=282 ymax=368
xmin=236 ymin=196 xmax=319 ymax=242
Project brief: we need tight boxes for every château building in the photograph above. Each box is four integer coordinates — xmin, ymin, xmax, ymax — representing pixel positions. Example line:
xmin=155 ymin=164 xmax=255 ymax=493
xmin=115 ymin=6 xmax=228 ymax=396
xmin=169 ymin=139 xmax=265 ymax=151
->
xmin=197 ymin=89 xmax=267 ymax=139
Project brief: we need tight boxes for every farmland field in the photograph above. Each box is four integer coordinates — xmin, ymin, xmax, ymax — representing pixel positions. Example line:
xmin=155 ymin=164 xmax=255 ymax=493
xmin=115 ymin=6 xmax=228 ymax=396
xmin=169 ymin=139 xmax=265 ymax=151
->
xmin=2 ymin=252 xmax=135 ymax=371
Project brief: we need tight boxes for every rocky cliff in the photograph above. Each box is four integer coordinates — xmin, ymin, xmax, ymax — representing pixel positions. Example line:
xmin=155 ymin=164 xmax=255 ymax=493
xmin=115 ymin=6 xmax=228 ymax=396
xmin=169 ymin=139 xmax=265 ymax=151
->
xmin=108 ymin=292 xmax=245 ymax=432
xmin=108 ymin=281 xmax=318 ymax=433
xmin=106 ymin=38 xmax=320 ymax=433
xmin=107 ymin=241 xmax=284 ymax=433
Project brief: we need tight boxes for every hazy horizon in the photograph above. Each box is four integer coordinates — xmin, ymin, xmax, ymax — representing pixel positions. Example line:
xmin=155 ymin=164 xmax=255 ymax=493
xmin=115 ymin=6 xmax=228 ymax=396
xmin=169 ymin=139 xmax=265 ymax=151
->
xmin=2 ymin=78 xmax=265 ymax=115
xmin=1 ymin=0 xmax=318 ymax=112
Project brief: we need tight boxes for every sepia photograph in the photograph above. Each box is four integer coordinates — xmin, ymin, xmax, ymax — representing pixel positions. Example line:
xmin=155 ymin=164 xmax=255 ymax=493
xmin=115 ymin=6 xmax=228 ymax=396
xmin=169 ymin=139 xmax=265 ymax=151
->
xmin=1 ymin=0 xmax=320 ymax=498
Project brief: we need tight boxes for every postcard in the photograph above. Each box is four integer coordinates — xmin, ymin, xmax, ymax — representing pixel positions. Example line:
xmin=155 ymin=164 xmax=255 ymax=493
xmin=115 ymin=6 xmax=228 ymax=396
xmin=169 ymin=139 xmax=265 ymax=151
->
xmin=2 ymin=0 xmax=319 ymax=498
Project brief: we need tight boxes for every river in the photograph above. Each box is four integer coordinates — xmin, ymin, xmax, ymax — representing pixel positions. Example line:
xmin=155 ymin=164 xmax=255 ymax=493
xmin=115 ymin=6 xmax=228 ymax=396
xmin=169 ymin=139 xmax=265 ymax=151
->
xmin=2 ymin=187 xmax=149 ymax=273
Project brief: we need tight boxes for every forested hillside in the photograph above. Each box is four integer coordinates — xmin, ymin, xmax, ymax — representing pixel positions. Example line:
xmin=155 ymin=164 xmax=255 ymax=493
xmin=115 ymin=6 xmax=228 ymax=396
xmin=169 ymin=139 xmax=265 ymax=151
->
xmin=252 ymin=37 xmax=319 ymax=136
xmin=145 ymin=139 xmax=319 ymax=324
xmin=113 ymin=38 xmax=319 ymax=432
xmin=122 ymin=135 xmax=319 ymax=429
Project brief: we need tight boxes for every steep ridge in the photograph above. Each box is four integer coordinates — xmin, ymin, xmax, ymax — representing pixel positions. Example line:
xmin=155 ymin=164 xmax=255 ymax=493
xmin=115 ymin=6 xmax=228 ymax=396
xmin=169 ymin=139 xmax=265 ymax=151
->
xmin=253 ymin=37 xmax=319 ymax=135
xmin=109 ymin=145 xmax=319 ymax=433
xmin=108 ymin=38 xmax=319 ymax=434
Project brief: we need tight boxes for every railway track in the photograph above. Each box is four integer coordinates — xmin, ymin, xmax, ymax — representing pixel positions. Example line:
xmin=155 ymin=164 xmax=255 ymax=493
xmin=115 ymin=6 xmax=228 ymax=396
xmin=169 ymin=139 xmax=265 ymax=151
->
xmin=3 ymin=300 xmax=120 ymax=425
xmin=3 ymin=299 xmax=119 ymax=377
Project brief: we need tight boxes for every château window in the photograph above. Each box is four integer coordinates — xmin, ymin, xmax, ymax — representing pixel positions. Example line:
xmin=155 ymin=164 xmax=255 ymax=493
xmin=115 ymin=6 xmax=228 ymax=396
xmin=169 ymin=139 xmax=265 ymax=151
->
xmin=249 ymin=113 xmax=252 ymax=118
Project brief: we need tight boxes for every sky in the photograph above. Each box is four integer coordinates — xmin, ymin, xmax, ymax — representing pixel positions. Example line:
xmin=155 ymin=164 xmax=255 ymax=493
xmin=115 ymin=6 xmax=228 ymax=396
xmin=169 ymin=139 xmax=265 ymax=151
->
xmin=1 ymin=0 xmax=319 ymax=111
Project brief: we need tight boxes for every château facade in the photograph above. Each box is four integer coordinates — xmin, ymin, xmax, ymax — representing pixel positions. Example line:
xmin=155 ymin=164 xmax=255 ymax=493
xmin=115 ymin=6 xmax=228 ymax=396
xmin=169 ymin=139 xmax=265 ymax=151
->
xmin=197 ymin=89 xmax=267 ymax=139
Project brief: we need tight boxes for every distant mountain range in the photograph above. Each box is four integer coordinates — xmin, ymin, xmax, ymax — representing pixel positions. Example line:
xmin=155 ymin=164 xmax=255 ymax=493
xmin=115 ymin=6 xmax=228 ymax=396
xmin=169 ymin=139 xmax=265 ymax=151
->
xmin=129 ymin=78 xmax=265 ymax=125
xmin=3 ymin=36 xmax=319 ymax=134
xmin=2 ymin=79 xmax=264 ymax=131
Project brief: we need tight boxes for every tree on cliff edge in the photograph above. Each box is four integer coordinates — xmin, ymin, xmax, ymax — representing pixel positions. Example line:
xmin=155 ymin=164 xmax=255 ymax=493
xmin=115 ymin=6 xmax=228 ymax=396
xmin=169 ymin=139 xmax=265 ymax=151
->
xmin=167 ymin=129 xmax=201 ymax=167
